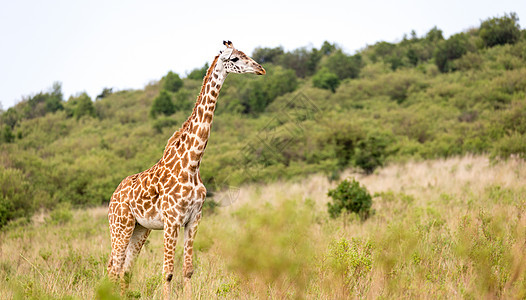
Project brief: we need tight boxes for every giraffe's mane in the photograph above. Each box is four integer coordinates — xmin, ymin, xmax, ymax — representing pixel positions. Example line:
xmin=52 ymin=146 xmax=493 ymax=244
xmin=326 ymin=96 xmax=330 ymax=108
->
xmin=163 ymin=54 xmax=220 ymax=154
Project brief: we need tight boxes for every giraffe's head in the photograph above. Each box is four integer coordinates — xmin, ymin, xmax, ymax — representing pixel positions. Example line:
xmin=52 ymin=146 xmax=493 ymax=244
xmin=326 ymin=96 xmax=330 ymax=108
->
xmin=219 ymin=41 xmax=266 ymax=75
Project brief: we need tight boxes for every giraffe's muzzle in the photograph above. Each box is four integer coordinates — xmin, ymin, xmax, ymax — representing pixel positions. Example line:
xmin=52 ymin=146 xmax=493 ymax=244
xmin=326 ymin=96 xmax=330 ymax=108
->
xmin=255 ymin=65 xmax=266 ymax=75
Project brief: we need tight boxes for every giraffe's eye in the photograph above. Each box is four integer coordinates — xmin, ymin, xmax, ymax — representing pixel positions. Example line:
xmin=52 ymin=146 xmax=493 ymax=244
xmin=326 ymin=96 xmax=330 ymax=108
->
xmin=231 ymin=57 xmax=239 ymax=62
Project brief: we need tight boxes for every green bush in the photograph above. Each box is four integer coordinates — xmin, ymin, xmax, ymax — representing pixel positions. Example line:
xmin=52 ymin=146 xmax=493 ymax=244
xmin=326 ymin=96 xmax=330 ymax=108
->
xmin=46 ymin=202 xmax=73 ymax=225
xmin=327 ymin=179 xmax=372 ymax=219
xmin=321 ymin=50 xmax=363 ymax=79
xmin=150 ymin=90 xmax=175 ymax=118
xmin=173 ymin=89 xmax=193 ymax=112
xmin=434 ymin=33 xmax=469 ymax=72
xmin=96 ymin=87 xmax=113 ymax=100
xmin=312 ymin=68 xmax=340 ymax=92
xmin=240 ymin=66 xmax=297 ymax=114
xmin=355 ymin=134 xmax=390 ymax=174
xmin=65 ymin=93 xmax=96 ymax=119
xmin=163 ymin=71 xmax=183 ymax=92
xmin=1 ymin=125 xmax=14 ymax=143
xmin=277 ymin=47 xmax=320 ymax=77
xmin=152 ymin=117 xmax=178 ymax=133
xmin=325 ymin=238 xmax=372 ymax=285
xmin=74 ymin=93 xmax=96 ymax=119
xmin=252 ymin=46 xmax=285 ymax=64
xmin=479 ymin=12 xmax=521 ymax=48
xmin=186 ymin=63 xmax=209 ymax=80
xmin=0 ymin=168 xmax=33 ymax=229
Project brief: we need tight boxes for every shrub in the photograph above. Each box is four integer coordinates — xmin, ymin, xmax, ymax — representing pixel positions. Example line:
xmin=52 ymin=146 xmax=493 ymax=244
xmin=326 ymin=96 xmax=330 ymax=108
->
xmin=492 ymin=132 xmax=526 ymax=159
xmin=327 ymin=179 xmax=372 ymax=219
xmin=173 ymin=89 xmax=193 ymax=112
xmin=277 ymin=47 xmax=319 ymax=77
xmin=1 ymin=125 xmax=14 ymax=143
xmin=74 ymin=93 xmax=96 ymax=119
xmin=96 ymin=87 xmax=113 ymax=100
xmin=46 ymin=202 xmax=73 ymax=224
xmin=479 ymin=12 xmax=521 ymax=48
xmin=45 ymin=82 xmax=64 ymax=113
xmin=240 ymin=66 xmax=297 ymax=114
xmin=186 ymin=63 xmax=209 ymax=80
xmin=434 ymin=33 xmax=469 ymax=72
xmin=152 ymin=117 xmax=178 ymax=133
xmin=325 ymin=237 xmax=372 ymax=292
xmin=321 ymin=50 xmax=363 ymax=80
xmin=312 ymin=68 xmax=340 ymax=92
xmin=163 ymin=71 xmax=183 ymax=92
xmin=65 ymin=93 xmax=96 ymax=119
xmin=0 ymin=168 xmax=33 ymax=229
xmin=150 ymin=90 xmax=175 ymax=118
xmin=355 ymin=134 xmax=390 ymax=174
xmin=252 ymin=46 xmax=285 ymax=64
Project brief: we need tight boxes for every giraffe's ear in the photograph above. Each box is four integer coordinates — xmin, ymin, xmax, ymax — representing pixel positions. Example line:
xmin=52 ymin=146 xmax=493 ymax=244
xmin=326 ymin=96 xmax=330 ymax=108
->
xmin=223 ymin=40 xmax=234 ymax=48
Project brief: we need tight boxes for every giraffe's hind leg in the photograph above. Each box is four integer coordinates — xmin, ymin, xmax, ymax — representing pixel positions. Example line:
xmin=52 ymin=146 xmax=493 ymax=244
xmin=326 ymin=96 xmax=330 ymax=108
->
xmin=107 ymin=200 xmax=135 ymax=294
xmin=183 ymin=211 xmax=202 ymax=299
xmin=121 ymin=223 xmax=151 ymax=289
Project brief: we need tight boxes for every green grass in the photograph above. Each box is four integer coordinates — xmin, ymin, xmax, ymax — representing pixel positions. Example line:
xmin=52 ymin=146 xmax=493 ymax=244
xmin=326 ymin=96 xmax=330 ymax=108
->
xmin=1 ymin=155 xmax=525 ymax=299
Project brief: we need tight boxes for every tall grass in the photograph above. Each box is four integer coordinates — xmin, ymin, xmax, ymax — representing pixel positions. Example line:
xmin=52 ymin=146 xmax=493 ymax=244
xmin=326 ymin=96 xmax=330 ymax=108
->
xmin=1 ymin=155 xmax=525 ymax=299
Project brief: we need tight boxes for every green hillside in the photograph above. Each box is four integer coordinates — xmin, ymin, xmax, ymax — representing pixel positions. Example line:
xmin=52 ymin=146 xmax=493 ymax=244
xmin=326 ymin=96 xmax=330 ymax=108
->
xmin=1 ymin=13 xmax=525 ymax=227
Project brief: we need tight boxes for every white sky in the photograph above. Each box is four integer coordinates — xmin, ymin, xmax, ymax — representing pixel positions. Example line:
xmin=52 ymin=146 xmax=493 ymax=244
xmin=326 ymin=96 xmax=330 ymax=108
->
xmin=0 ymin=0 xmax=524 ymax=109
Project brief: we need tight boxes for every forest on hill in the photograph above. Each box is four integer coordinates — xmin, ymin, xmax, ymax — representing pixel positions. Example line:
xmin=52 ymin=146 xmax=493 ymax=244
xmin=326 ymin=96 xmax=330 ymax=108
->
xmin=0 ymin=13 xmax=525 ymax=228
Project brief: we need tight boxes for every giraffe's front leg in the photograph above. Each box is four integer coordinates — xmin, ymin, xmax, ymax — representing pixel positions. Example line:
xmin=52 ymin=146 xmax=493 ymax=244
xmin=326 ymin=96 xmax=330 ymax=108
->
xmin=163 ymin=220 xmax=180 ymax=300
xmin=183 ymin=211 xmax=202 ymax=299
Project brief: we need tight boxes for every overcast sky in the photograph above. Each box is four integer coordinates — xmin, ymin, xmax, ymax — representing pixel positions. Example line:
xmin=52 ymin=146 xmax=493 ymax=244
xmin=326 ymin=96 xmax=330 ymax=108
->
xmin=0 ymin=0 xmax=524 ymax=109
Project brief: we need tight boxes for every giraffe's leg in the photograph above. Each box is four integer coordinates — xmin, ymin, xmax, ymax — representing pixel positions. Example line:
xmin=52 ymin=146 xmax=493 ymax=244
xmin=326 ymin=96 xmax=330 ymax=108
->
xmin=107 ymin=201 xmax=135 ymax=295
xmin=163 ymin=219 xmax=180 ymax=300
xmin=121 ymin=223 xmax=151 ymax=290
xmin=183 ymin=212 xmax=202 ymax=299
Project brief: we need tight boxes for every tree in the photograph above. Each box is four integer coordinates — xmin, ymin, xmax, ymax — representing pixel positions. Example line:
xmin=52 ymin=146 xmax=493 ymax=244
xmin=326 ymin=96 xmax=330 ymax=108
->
xmin=354 ymin=135 xmax=389 ymax=174
xmin=45 ymin=82 xmax=64 ymax=113
xmin=74 ymin=93 xmax=96 ymax=119
xmin=322 ymin=50 xmax=363 ymax=80
xmin=163 ymin=71 xmax=183 ymax=93
xmin=0 ymin=168 xmax=33 ymax=229
xmin=0 ymin=125 xmax=14 ymax=143
xmin=320 ymin=41 xmax=337 ymax=55
xmin=479 ymin=12 xmax=521 ymax=47
xmin=150 ymin=90 xmax=175 ymax=118
xmin=252 ymin=46 xmax=285 ymax=64
xmin=434 ymin=33 xmax=469 ymax=72
xmin=96 ymin=87 xmax=113 ymax=100
xmin=312 ymin=68 xmax=340 ymax=92
xmin=426 ymin=26 xmax=444 ymax=42
xmin=240 ymin=66 xmax=298 ymax=114
xmin=1 ymin=108 xmax=19 ymax=128
xmin=187 ymin=63 xmax=209 ymax=80
xmin=174 ymin=89 xmax=193 ymax=112
xmin=278 ymin=47 xmax=317 ymax=77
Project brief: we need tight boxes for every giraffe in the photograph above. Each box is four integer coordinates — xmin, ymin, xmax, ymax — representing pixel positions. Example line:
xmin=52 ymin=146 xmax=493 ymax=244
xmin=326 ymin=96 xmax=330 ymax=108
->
xmin=107 ymin=41 xmax=265 ymax=299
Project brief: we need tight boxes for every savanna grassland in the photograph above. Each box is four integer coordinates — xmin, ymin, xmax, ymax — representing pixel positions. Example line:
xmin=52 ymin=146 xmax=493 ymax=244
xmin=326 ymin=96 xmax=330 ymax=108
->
xmin=1 ymin=12 xmax=526 ymax=299
xmin=1 ymin=156 xmax=525 ymax=299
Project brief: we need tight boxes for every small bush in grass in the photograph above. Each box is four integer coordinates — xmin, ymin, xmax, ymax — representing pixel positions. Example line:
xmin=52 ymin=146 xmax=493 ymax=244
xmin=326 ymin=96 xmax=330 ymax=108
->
xmin=327 ymin=179 xmax=372 ymax=220
xmin=46 ymin=203 xmax=73 ymax=225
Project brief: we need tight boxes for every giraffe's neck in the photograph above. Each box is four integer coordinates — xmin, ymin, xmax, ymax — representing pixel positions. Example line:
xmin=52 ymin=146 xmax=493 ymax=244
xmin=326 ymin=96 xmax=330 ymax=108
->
xmin=162 ymin=55 xmax=227 ymax=170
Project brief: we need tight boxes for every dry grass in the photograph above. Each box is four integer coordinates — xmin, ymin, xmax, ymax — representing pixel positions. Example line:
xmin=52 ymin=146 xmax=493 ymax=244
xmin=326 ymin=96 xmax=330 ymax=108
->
xmin=1 ymin=155 xmax=525 ymax=299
